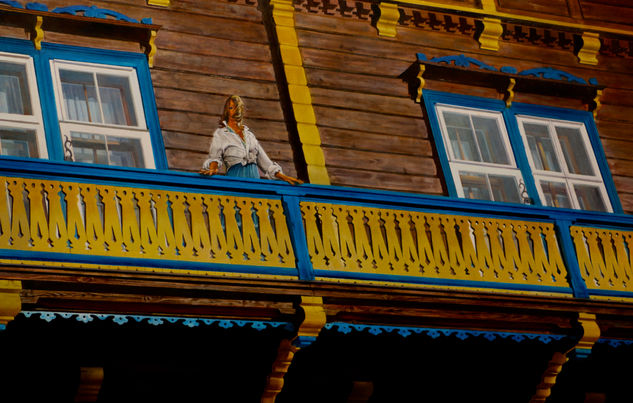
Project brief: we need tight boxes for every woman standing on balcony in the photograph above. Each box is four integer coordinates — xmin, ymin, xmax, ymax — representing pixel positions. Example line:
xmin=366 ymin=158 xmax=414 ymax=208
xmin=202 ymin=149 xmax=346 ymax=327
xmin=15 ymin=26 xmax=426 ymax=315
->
xmin=199 ymin=95 xmax=303 ymax=185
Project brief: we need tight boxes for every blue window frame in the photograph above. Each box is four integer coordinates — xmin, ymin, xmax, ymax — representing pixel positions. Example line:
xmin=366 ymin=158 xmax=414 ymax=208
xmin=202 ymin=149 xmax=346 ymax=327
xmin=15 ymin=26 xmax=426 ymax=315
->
xmin=0 ymin=36 xmax=167 ymax=170
xmin=423 ymin=89 xmax=622 ymax=213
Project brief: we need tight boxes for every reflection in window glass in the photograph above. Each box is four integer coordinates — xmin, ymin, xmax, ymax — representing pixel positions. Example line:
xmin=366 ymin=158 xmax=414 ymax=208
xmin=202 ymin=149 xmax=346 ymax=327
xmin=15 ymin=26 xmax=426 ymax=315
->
xmin=574 ymin=184 xmax=606 ymax=212
xmin=60 ymin=70 xmax=136 ymax=127
xmin=459 ymin=171 xmax=520 ymax=203
xmin=0 ymin=127 xmax=38 ymax=157
xmin=540 ymin=181 xmax=571 ymax=208
xmin=443 ymin=111 xmax=508 ymax=165
xmin=0 ymin=61 xmax=31 ymax=115
xmin=70 ymin=131 xmax=144 ymax=168
xmin=460 ymin=172 xmax=491 ymax=200
xmin=523 ymin=122 xmax=560 ymax=172
xmin=97 ymin=74 xmax=136 ymax=126
xmin=555 ymin=126 xmax=594 ymax=176
xmin=489 ymin=175 xmax=520 ymax=203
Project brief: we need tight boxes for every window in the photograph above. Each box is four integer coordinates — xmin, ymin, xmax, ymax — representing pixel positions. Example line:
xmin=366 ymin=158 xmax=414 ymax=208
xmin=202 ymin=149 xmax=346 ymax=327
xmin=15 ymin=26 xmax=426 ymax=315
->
xmin=0 ymin=52 xmax=47 ymax=159
xmin=0 ymin=38 xmax=166 ymax=170
xmin=436 ymin=105 xmax=523 ymax=203
xmin=518 ymin=116 xmax=610 ymax=212
xmin=51 ymin=60 xmax=152 ymax=168
xmin=424 ymin=90 xmax=619 ymax=212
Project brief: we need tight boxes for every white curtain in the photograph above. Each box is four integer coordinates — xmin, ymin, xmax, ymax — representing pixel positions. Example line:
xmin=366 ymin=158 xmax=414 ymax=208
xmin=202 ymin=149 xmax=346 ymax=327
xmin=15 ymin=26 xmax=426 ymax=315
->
xmin=0 ymin=74 xmax=23 ymax=114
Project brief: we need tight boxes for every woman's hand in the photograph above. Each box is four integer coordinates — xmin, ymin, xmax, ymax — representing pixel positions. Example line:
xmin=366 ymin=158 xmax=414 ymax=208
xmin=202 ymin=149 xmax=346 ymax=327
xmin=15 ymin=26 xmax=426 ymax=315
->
xmin=275 ymin=172 xmax=304 ymax=185
xmin=199 ymin=161 xmax=219 ymax=176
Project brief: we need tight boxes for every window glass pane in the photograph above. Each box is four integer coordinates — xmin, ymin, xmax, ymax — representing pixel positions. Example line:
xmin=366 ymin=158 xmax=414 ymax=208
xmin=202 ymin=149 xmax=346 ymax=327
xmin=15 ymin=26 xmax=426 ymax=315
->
xmin=444 ymin=111 xmax=480 ymax=162
xmin=107 ymin=136 xmax=144 ymax=168
xmin=0 ymin=61 xmax=31 ymax=115
xmin=540 ymin=181 xmax=571 ymax=208
xmin=523 ymin=122 xmax=561 ymax=172
xmin=60 ymin=70 xmax=102 ymax=123
xmin=574 ymin=184 xmax=607 ymax=212
xmin=0 ymin=127 xmax=38 ymax=157
xmin=555 ymin=126 xmax=594 ymax=176
xmin=71 ymin=132 xmax=107 ymax=164
xmin=70 ymin=131 xmax=144 ymax=168
xmin=459 ymin=171 xmax=491 ymax=200
xmin=489 ymin=174 xmax=520 ymax=203
xmin=97 ymin=74 xmax=137 ymax=126
xmin=471 ymin=116 xmax=509 ymax=165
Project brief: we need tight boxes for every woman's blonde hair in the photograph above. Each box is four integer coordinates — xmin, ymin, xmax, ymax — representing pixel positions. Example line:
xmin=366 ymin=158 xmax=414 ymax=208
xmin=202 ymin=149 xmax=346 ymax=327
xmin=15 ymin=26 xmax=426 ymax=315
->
xmin=221 ymin=95 xmax=245 ymax=127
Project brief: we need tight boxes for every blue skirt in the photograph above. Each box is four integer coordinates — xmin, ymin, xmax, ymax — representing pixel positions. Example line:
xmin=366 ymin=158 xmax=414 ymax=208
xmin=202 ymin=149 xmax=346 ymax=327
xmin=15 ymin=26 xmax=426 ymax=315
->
xmin=226 ymin=163 xmax=259 ymax=179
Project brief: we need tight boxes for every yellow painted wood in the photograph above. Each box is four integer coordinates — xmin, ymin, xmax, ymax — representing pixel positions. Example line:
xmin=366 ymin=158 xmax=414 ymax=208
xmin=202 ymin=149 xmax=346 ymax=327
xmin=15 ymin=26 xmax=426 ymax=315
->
xmin=0 ymin=177 xmax=295 ymax=270
xmin=147 ymin=0 xmax=170 ymax=6
xmin=479 ymin=17 xmax=503 ymax=51
xmin=145 ymin=30 xmax=157 ymax=68
xmin=270 ymin=0 xmax=330 ymax=185
xmin=578 ymin=32 xmax=600 ymax=65
xmin=31 ymin=16 xmax=43 ymax=50
xmin=377 ymin=2 xmax=400 ymax=38
xmin=571 ymin=226 xmax=633 ymax=292
xmin=0 ymin=280 xmax=21 ymax=327
xmin=301 ymin=202 xmax=569 ymax=288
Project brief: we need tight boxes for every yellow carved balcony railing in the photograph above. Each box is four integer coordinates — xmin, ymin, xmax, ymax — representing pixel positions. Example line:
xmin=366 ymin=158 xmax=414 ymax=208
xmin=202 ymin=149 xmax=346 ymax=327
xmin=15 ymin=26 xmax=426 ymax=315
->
xmin=2 ymin=158 xmax=633 ymax=300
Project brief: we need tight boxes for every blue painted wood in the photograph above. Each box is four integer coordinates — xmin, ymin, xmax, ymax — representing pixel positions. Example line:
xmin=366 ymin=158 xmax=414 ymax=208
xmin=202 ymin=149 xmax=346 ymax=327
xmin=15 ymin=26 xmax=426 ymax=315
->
xmin=518 ymin=67 xmax=587 ymax=84
xmin=281 ymin=195 xmax=315 ymax=280
xmin=554 ymin=219 xmax=589 ymax=299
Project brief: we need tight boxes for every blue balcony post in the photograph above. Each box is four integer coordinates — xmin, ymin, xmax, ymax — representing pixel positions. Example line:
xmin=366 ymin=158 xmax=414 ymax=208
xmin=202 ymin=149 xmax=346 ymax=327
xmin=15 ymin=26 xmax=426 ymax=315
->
xmin=555 ymin=219 xmax=589 ymax=299
xmin=281 ymin=195 xmax=314 ymax=281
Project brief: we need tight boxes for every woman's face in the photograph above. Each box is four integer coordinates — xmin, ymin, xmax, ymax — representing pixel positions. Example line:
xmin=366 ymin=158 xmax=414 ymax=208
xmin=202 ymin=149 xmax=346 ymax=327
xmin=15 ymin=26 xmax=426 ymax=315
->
xmin=227 ymin=100 xmax=238 ymax=120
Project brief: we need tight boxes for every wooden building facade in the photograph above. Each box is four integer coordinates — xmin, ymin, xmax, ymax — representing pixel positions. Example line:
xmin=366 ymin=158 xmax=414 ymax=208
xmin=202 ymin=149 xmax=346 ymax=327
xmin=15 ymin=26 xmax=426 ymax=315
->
xmin=1 ymin=0 xmax=633 ymax=401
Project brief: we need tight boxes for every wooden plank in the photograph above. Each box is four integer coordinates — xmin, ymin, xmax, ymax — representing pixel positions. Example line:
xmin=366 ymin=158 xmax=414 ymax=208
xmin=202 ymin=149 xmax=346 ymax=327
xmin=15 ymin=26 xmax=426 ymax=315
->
xmin=306 ymin=68 xmax=410 ymax=97
xmin=314 ymin=105 xmax=428 ymax=137
xmin=154 ymin=49 xmax=276 ymax=81
xmin=596 ymin=121 xmax=633 ymax=141
xmin=309 ymin=87 xmax=422 ymax=118
xmin=601 ymin=138 xmax=633 ymax=161
xmin=323 ymin=147 xmax=438 ymax=176
xmin=300 ymin=47 xmax=411 ymax=76
xmin=613 ymin=175 xmax=633 ymax=193
xmin=327 ymin=167 xmax=444 ymax=194
xmin=607 ymin=158 xmax=633 ymax=178
xmin=619 ymin=193 xmax=633 ymax=214
xmin=595 ymin=104 xmax=633 ymax=124
xmin=497 ymin=0 xmax=573 ymax=17
xmin=155 ymin=88 xmax=285 ymax=120
xmin=580 ymin=1 xmax=633 ymax=26
xmin=171 ymin=0 xmax=264 ymax=22
xmin=295 ymin=12 xmax=377 ymax=37
xmin=151 ymin=70 xmax=280 ymax=100
xmin=297 ymin=28 xmax=421 ymax=63
xmin=158 ymin=110 xmax=290 ymax=141
xmin=156 ymin=30 xmax=272 ymax=62
xmin=318 ymin=127 xmax=432 ymax=153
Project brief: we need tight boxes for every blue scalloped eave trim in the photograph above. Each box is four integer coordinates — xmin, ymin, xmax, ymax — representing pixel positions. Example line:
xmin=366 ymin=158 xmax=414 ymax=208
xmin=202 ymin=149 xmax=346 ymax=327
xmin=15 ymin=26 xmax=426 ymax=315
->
xmin=415 ymin=53 xmax=598 ymax=85
xmin=596 ymin=338 xmax=633 ymax=348
xmin=17 ymin=311 xmax=295 ymax=332
xmin=323 ymin=322 xmax=566 ymax=344
xmin=0 ymin=2 xmax=153 ymax=24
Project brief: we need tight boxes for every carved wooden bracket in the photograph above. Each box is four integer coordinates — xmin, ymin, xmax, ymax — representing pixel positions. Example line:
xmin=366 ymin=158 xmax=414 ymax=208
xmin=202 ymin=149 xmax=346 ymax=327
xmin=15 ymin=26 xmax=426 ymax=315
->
xmin=577 ymin=32 xmax=601 ymax=65
xmin=478 ymin=17 xmax=503 ymax=51
xmin=261 ymin=339 xmax=299 ymax=403
xmin=377 ymin=2 xmax=399 ymax=38
xmin=0 ymin=280 xmax=21 ymax=329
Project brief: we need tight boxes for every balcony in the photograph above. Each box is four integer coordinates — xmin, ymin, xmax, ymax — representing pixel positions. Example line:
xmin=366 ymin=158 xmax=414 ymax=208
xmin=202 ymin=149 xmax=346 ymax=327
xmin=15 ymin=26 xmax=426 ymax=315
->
xmin=1 ymin=156 xmax=632 ymax=302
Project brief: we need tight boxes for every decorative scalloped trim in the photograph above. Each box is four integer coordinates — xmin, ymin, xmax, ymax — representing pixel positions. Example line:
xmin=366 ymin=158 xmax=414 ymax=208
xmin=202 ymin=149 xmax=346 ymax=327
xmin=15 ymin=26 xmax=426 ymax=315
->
xmin=0 ymin=2 xmax=153 ymax=24
xmin=416 ymin=53 xmax=597 ymax=85
xmin=19 ymin=311 xmax=295 ymax=331
xmin=324 ymin=322 xmax=566 ymax=343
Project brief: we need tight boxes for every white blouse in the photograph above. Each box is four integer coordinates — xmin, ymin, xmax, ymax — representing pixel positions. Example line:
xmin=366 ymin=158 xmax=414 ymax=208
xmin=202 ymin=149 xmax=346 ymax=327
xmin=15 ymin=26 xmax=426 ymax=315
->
xmin=202 ymin=122 xmax=282 ymax=179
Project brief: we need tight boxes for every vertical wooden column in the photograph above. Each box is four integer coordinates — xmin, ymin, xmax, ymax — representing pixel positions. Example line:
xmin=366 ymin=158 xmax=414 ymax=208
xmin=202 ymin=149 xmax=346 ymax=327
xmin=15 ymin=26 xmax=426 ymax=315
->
xmin=269 ymin=0 xmax=331 ymax=185
xmin=262 ymin=296 xmax=326 ymax=402
xmin=0 ymin=280 xmax=21 ymax=330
